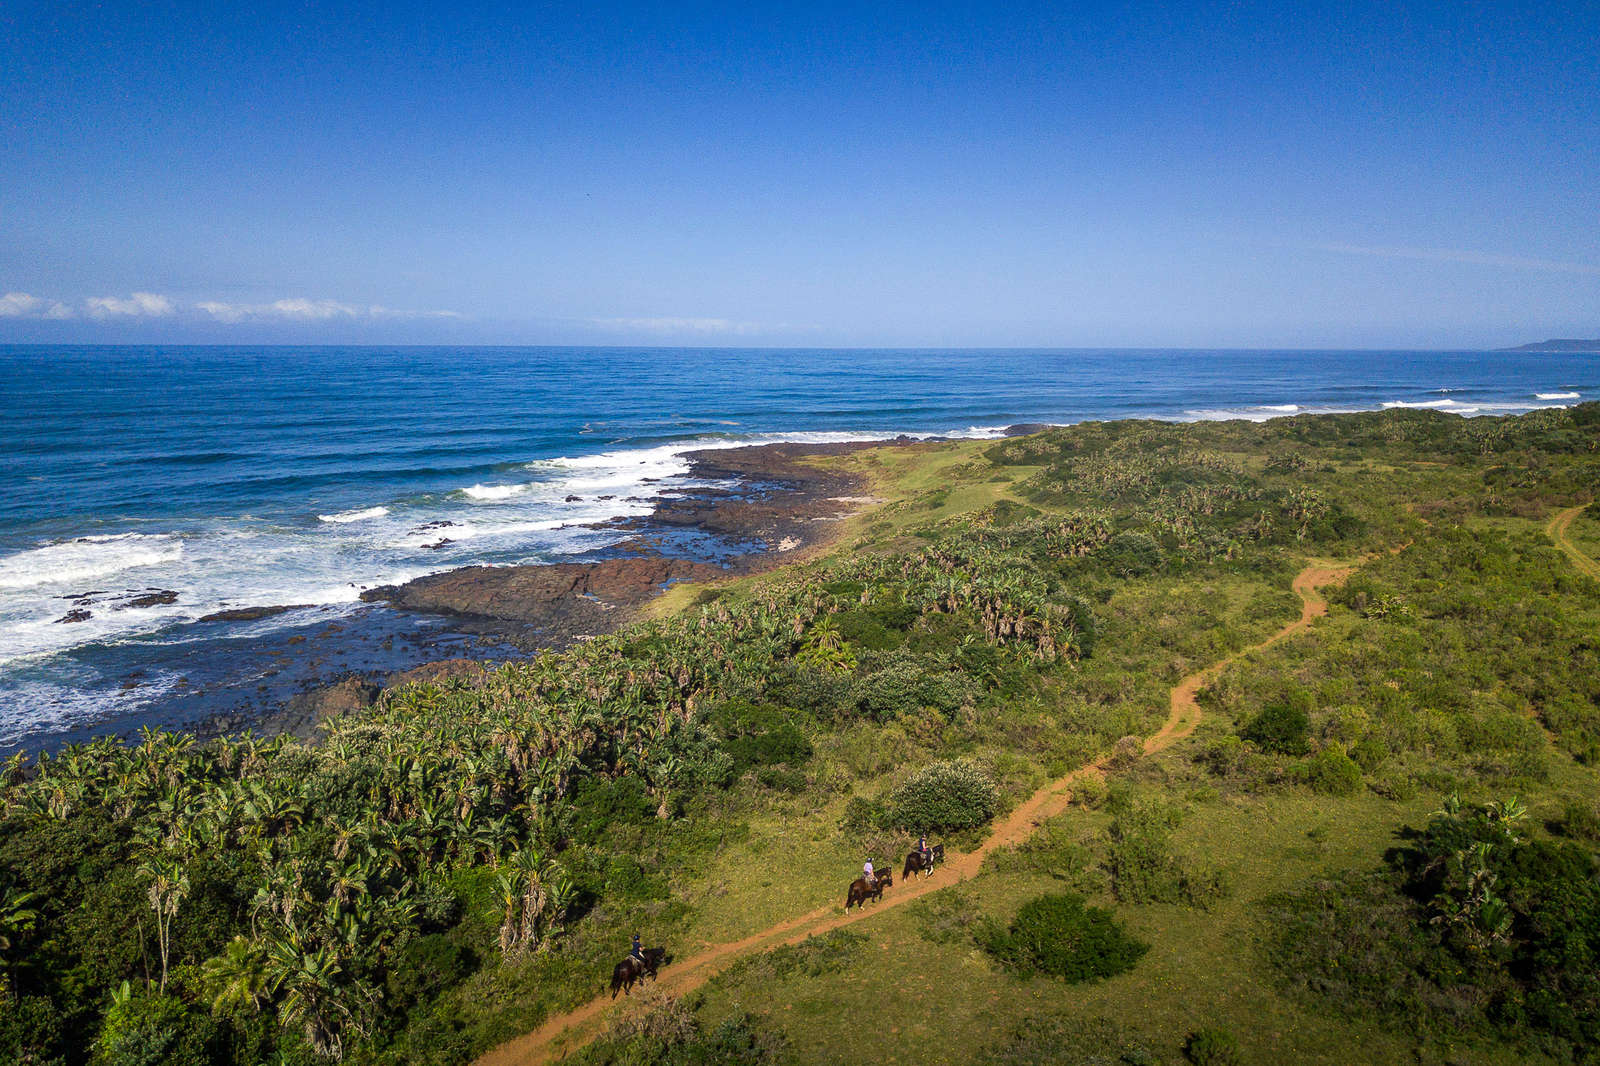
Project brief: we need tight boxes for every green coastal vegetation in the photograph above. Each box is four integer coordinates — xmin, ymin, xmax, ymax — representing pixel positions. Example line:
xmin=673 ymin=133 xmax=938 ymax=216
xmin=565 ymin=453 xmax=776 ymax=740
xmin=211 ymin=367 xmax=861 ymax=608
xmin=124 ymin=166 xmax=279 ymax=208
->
xmin=3 ymin=404 xmax=1599 ymax=1065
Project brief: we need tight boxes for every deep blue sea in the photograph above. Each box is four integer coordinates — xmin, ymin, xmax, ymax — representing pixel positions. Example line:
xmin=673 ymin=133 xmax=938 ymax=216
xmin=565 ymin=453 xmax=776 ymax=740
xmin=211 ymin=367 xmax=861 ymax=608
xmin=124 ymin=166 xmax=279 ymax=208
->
xmin=1 ymin=345 xmax=1593 ymax=752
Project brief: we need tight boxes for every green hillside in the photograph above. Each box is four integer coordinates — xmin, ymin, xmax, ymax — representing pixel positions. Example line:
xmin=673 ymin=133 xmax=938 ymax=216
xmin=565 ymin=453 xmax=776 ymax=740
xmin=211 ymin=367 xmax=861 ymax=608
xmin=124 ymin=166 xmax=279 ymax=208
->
xmin=4 ymin=405 xmax=1598 ymax=1066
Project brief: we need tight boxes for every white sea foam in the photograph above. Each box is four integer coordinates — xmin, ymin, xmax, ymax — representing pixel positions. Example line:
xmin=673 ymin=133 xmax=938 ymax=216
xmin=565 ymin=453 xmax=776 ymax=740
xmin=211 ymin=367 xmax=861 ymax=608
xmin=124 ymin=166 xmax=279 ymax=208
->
xmin=1536 ymin=391 xmax=1580 ymax=400
xmin=0 ymin=533 xmax=183 ymax=590
xmin=1382 ymin=399 xmax=1458 ymax=409
xmin=1182 ymin=404 xmax=1324 ymax=422
xmin=0 ymin=670 xmax=188 ymax=750
xmin=318 ymin=506 xmax=390 ymax=523
xmin=461 ymin=483 xmax=531 ymax=501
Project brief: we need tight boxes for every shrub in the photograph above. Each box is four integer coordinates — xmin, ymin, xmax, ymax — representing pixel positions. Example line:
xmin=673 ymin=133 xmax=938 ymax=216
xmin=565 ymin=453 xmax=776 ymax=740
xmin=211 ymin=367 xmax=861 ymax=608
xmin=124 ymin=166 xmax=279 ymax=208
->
xmin=1099 ymin=531 xmax=1164 ymax=577
xmin=839 ymin=796 xmax=889 ymax=834
xmin=1555 ymin=799 xmax=1600 ymax=843
xmin=386 ymin=934 xmax=475 ymax=1011
xmin=1240 ymin=700 xmax=1311 ymax=755
xmin=909 ymin=886 xmax=986 ymax=946
xmin=94 ymin=985 xmax=217 ymax=1066
xmin=1183 ymin=1027 xmax=1241 ymax=1065
xmin=982 ymin=893 xmax=1148 ymax=982
xmin=1105 ymin=793 xmax=1229 ymax=909
xmin=721 ymin=930 xmax=867 ymax=983
xmin=712 ymin=702 xmax=814 ymax=774
xmin=606 ymin=990 xmax=698 ymax=1045
xmin=852 ymin=654 xmax=978 ymax=721
xmin=984 ymin=1015 xmax=1156 ymax=1065
xmin=566 ymin=774 xmax=656 ymax=844
xmin=889 ymin=758 xmax=998 ymax=832
xmin=1297 ymin=747 xmax=1362 ymax=796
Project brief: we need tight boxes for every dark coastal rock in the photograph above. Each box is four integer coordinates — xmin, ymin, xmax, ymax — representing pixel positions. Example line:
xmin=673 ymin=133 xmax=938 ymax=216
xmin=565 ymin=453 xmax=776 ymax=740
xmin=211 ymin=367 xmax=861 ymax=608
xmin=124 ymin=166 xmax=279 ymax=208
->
xmin=385 ymin=658 xmax=487 ymax=689
xmin=283 ymin=676 xmax=380 ymax=724
xmin=565 ymin=494 xmax=582 ymax=502
xmin=362 ymin=556 xmax=726 ymax=624
xmin=55 ymin=609 xmax=92 ymax=624
xmin=1003 ymin=423 xmax=1054 ymax=437
xmin=124 ymin=590 xmax=179 ymax=609
xmin=198 ymin=604 xmax=310 ymax=623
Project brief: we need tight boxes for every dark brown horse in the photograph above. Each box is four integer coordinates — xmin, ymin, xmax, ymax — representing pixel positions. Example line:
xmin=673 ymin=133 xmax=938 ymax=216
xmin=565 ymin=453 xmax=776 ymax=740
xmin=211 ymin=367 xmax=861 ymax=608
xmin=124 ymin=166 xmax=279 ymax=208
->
xmin=903 ymin=843 xmax=945 ymax=879
xmin=844 ymin=870 xmax=892 ymax=911
xmin=610 ymin=946 xmax=668 ymax=998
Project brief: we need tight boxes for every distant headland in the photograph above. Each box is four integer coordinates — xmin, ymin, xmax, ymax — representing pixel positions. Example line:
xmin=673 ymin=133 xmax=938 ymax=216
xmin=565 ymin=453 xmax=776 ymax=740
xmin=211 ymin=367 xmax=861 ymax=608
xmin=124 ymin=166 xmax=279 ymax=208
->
xmin=1500 ymin=338 xmax=1600 ymax=352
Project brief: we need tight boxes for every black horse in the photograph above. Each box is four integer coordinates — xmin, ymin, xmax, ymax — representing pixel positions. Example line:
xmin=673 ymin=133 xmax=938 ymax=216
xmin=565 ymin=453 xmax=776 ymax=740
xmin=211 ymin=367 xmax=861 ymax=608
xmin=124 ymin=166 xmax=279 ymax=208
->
xmin=610 ymin=946 xmax=668 ymax=998
xmin=845 ymin=870 xmax=892 ymax=911
xmin=902 ymin=843 xmax=945 ymax=879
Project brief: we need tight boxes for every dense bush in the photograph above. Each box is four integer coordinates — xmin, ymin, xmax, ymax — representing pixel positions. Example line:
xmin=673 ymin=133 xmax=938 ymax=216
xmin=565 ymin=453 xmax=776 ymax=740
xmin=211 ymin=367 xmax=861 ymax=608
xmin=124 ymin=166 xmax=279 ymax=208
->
xmin=889 ymin=758 xmax=998 ymax=832
xmin=711 ymin=701 xmax=814 ymax=775
xmin=1296 ymin=747 xmax=1363 ymax=795
xmin=1183 ymin=1026 xmax=1241 ymax=1065
xmin=851 ymin=652 xmax=979 ymax=721
xmin=1266 ymin=799 xmax=1600 ymax=1055
xmin=1239 ymin=699 xmax=1311 ymax=756
xmin=1098 ymin=530 xmax=1165 ymax=577
xmin=982 ymin=892 xmax=1148 ymax=982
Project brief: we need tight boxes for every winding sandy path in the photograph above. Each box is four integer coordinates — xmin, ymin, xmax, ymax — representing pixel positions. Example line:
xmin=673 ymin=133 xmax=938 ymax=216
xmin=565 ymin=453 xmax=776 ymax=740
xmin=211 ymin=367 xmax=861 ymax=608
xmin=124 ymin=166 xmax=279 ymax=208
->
xmin=477 ymin=563 xmax=1353 ymax=1065
xmin=1547 ymin=505 xmax=1600 ymax=580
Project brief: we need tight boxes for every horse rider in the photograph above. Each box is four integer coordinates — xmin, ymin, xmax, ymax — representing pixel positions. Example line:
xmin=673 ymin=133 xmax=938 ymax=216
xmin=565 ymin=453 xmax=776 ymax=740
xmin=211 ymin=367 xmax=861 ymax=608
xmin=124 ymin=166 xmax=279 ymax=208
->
xmin=918 ymin=832 xmax=933 ymax=868
xmin=630 ymin=933 xmax=645 ymax=964
xmin=863 ymin=858 xmax=877 ymax=887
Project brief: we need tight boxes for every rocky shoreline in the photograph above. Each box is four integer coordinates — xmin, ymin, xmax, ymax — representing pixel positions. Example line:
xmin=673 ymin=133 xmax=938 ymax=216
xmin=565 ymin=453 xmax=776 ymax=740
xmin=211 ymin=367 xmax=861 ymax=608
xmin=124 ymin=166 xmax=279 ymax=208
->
xmin=194 ymin=437 xmax=923 ymax=742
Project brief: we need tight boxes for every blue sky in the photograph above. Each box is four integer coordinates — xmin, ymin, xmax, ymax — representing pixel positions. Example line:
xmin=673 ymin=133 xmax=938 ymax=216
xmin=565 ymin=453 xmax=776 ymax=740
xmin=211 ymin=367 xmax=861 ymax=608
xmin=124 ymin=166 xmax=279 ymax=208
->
xmin=1 ymin=1 xmax=1595 ymax=347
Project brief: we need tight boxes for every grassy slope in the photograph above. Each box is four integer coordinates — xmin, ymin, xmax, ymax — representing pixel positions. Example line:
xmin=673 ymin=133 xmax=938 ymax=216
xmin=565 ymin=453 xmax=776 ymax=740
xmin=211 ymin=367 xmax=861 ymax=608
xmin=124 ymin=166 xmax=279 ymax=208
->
xmin=587 ymin=419 xmax=1599 ymax=1066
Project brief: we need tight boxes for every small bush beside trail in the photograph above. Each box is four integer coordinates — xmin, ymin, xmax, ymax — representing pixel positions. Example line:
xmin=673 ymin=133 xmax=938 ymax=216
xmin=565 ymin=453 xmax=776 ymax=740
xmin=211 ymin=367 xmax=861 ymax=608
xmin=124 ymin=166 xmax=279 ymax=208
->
xmin=889 ymin=758 xmax=998 ymax=832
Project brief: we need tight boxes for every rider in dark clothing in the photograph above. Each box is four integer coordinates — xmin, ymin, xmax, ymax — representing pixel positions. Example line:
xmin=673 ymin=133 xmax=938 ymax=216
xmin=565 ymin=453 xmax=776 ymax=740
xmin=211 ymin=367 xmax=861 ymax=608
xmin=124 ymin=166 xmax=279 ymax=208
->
xmin=631 ymin=934 xmax=644 ymax=962
xmin=918 ymin=833 xmax=932 ymax=866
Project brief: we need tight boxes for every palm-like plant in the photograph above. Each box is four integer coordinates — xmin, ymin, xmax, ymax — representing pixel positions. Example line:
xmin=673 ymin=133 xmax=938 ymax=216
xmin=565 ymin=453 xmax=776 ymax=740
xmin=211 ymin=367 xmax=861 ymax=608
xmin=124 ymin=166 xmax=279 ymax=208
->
xmin=0 ymin=883 xmax=39 ymax=999
xmin=138 ymin=855 xmax=189 ymax=991
xmin=202 ymin=935 xmax=271 ymax=1015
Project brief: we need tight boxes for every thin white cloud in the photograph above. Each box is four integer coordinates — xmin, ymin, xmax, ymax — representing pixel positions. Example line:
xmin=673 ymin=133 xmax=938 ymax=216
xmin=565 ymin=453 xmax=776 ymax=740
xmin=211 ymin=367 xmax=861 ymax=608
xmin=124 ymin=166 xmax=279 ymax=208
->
xmin=1318 ymin=243 xmax=1600 ymax=276
xmin=86 ymin=292 xmax=175 ymax=318
xmin=197 ymin=298 xmax=463 ymax=323
xmin=0 ymin=292 xmax=43 ymax=317
xmin=594 ymin=316 xmax=769 ymax=336
xmin=0 ymin=292 xmax=74 ymax=319
xmin=3 ymin=290 xmax=460 ymax=325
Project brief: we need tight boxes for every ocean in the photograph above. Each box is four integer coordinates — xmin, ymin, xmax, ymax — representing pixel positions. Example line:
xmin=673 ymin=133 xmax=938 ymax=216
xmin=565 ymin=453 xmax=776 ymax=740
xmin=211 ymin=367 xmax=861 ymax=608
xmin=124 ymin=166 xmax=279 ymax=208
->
xmin=1 ymin=345 xmax=1593 ymax=753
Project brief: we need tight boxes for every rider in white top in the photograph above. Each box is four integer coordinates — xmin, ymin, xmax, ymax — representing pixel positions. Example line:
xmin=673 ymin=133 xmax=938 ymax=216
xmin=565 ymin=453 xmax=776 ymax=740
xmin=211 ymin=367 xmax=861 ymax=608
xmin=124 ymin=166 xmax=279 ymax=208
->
xmin=863 ymin=859 xmax=876 ymax=885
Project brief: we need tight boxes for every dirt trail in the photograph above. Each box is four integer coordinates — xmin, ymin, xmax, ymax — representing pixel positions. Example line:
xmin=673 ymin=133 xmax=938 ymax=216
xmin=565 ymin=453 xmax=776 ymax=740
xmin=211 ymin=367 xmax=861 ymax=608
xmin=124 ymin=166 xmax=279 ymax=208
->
xmin=1548 ymin=505 xmax=1600 ymax=580
xmin=477 ymin=563 xmax=1353 ymax=1065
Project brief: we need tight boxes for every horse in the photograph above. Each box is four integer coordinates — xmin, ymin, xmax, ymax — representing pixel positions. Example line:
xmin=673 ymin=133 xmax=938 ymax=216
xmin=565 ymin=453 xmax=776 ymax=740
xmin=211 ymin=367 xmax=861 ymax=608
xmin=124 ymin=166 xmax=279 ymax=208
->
xmin=610 ymin=946 xmax=668 ymax=998
xmin=845 ymin=870 xmax=892 ymax=911
xmin=903 ymin=843 xmax=945 ymax=880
